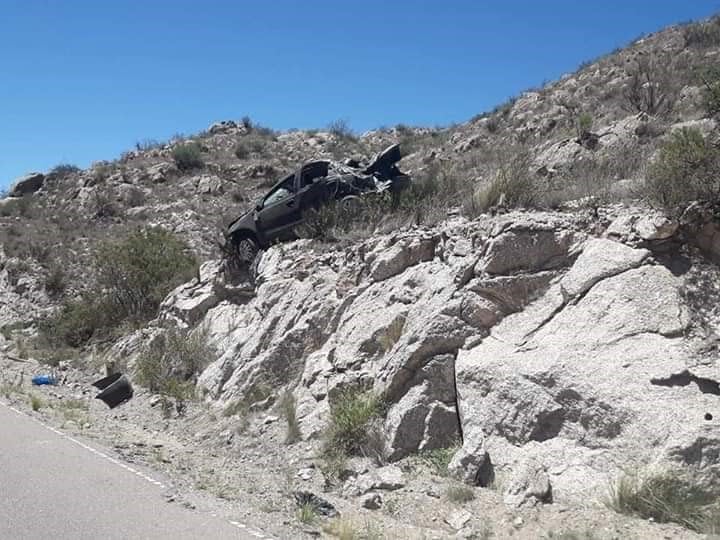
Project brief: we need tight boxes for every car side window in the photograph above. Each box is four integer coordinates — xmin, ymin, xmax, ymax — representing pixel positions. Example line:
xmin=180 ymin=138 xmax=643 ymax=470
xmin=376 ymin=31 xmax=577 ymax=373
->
xmin=262 ymin=176 xmax=295 ymax=208
xmin=300 ymin=162 xmax=329 ymax=187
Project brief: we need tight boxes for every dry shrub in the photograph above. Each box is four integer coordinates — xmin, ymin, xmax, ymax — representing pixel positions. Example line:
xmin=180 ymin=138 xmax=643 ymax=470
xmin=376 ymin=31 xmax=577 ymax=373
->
xmin=135 ymin=325 xmax=214 ymax=401
xmin=609 ymin=467 xmax=719 ymax=532
xmin=464 ymin=150 xmax=537 ymax=216
xmin=646 ymin=127 xmax=720 ymax=207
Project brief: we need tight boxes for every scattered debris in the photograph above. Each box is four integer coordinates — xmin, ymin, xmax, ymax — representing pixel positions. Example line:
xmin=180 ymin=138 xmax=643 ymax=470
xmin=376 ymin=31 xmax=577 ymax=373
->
xmin=31 ymin=374 xmax=56 ymax=386
xmin=293 ymin=491 xmax=339 ymax=517
xmin=361 ymin=492 xmax=383 ymax=510
xmin=92 ymin=373 xmax=134 ymax=409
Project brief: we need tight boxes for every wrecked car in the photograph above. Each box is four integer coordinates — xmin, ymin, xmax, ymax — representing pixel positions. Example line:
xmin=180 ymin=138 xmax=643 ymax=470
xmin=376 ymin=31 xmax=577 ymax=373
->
xmin=225 ymin=143 xmax=410 ymax=259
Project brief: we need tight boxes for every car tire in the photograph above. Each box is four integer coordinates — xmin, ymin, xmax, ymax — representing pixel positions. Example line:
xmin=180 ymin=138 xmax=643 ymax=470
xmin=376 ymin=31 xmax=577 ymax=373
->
xmin=233 ymin=235 xmax=259 ymax=262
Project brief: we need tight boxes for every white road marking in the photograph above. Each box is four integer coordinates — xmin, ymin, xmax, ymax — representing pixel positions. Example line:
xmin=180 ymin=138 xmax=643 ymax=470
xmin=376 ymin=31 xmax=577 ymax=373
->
xmin=0 ymin=400 xmax=276 ymax=539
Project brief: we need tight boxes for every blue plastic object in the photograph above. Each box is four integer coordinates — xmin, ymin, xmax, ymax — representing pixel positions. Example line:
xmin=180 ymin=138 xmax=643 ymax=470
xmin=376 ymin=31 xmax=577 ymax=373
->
xmin=31 ymin=375 xmax=56 ymax=386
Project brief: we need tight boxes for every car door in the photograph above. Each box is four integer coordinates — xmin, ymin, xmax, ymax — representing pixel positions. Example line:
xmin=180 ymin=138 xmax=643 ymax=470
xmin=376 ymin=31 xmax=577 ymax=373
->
xmin=295 ymin=161 xmax=330 ymax=212
xmin=255 ymin=174 xmax=301 ymax=242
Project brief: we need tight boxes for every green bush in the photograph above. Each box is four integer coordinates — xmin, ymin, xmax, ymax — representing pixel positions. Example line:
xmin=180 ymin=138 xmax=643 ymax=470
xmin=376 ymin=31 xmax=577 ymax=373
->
xmin=646 ymin=127 xmax=720 ymax=207
xmin=700 ymin=67 xmax=720 ymax=118
xmin=609 ymin=468 xmax=718 ymax=532
xmin=420 ymin=442 xmax=460 ymax=477
xmin=39 ymin=295 xmax=113 ymax=348
xmin=172 ymin=142 xmax=205 ymax=171
xmin=94 ymin=228 xmax=197 ymax=323
xmin=322 ymin=387 xmax=384 ymax=458
xmin=135 ymin=325 xmax=214 ymax=400
xmin=576 ymin=112 xmax=593 ymax=138
xmin=41 ymin=228 xmax=197 ymax=347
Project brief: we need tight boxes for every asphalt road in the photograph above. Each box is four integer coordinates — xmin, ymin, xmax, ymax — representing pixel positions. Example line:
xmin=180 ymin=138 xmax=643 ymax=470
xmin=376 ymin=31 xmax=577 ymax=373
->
xmin=0 ymin=402 xmax=261 ymax=540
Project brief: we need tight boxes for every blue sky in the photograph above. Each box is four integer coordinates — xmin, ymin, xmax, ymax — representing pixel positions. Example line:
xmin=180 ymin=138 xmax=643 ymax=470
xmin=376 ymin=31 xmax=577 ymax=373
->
xmin=1 ymin=0 xmax=719 ymax=189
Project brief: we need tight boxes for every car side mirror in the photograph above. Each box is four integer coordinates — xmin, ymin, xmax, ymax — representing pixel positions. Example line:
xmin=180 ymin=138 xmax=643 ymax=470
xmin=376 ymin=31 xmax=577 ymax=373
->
xmin=255 ymin=198 xmax=263 ymax=211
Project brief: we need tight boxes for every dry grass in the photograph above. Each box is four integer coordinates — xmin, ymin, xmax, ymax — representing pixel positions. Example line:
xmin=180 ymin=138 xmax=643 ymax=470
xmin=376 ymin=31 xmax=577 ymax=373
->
xmin=29 ymin=394 xmax=45 ymax=411
xmin=280 ymin=390 xmax=301 ymax=445
xmin=445 ymin=482 xmax=476 ymax=504
xmin=608 ymin=467 xmax=720 ymax=532
xmin=419 ymin=441 xmax=460 ymax=477
xmin=135 ymin=325 xmax=214 ymax=402
xmin=645 ymin=127 xmax=720 ymax=208
xmin=322 ymin=516 xmax=384 ymax=540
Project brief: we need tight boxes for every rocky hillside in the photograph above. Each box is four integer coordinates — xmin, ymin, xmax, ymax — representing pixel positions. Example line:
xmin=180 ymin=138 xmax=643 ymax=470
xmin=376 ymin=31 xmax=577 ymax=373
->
xmin=2 ymin=14 xmax=720 ymax=539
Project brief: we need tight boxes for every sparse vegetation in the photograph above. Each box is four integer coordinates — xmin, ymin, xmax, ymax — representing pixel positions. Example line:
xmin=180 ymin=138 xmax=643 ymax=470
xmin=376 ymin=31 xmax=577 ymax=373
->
xmin=420 ymin=441 xmax=460 ymax=477
xmin=328 ymin=118 xmax=356 ymax=141
xmin=608 ymin=468 xmax=720 ymax=532
xmin=575 ymin=112 xmax=593 ymax=138
xmin=296 ymin=502 xmax=318 ymax=525
xmin=29 ymin=394 xmax=44 ymax=411
xmin=322 ymin=516 xmax=384 ymax=540
xmin=700 ymin=66 xmax=720 ymax=118
xmin=683 ymin=16 xmax=720 ymax=48
xmin=91 ymin=162 xmax=114 ymax=183
xmin=445 ymin=482 xmax=476 ymax=504
xmin=43 ymin=265 xmax=67 ymax=297
xmin=319 ymin=387 xmax=385 ymax=485
xmin=94 ymin=228 xmax=197 ymax=323
xmin=135 ymin=325 xmax=214 ymax=404
xmin=135 ymin=139 xmax=164 ymax=152
xmin=465 ymin=150 xmax=537 ymax=215
xmin=48 ymin=163 xmax=81 ymax=179
xmin=0 ymin=195 xmax=35 ymax=217
xmin=322 ymin=387 xmax=384 ymax=458
xmin=233 ymin=141 xmax=250 ymax=160
xmin=645 ymin=127 xmax=720 ymax=207
xmin=172 ymin=142 xmax=205 ymax=171
xmin=622 ymin=57 xmax=673 ymax=116
xmin=40 ymin=228 xmax=197 ymax=347
xmin=280 ymin=390 xmax=301 ymax=444
xmin=1 ymin=372 xmax=25 ymax=398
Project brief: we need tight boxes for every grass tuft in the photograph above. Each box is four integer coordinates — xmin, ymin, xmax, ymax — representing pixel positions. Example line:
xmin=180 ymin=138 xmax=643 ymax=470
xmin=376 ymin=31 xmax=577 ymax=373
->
xmin=296 ymin=502 xmax=317 ymax=525
xmin=445 ymin=482 xmax=476 ymax=504
xmin=608 ymin=468 xmax=719 ymax=532
xmin=29 ymin=394 xmax=44 ymax=411
xmin=420 ymin=441 xmax=460 ymax=477
xmin=281 ymin=390 xmax=301 ymax=445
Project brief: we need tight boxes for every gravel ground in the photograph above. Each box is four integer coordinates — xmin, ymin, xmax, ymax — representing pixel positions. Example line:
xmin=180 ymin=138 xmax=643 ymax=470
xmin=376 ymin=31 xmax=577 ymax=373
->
xmin=0 ymin=355 xmax=703 ymax=540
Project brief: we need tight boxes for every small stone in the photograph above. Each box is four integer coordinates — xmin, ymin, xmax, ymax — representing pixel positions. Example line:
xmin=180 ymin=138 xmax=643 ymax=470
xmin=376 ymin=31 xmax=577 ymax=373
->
xmin=297 ymin=468 xmax=313 ymax=481
xmin=355 ymin=465 xmax=406 ymax=493
xmin=149 ymin=395 xmax=163 ymax=408
xmin=512 ymin=517 xmax=524 ymax=528
xmin=361 ymin=493 xmax=382 ymax=510
xmin=426 ymin=486 xmax=441 ymax=498
xmin=456 ymin=527 xmax=479 ymax=540
xmin=445 ymin=509 xmax=472 ymax=530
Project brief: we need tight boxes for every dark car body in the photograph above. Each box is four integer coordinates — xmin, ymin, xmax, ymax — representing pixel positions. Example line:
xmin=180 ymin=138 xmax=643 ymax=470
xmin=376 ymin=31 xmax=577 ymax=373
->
xmin=226 ymin=144 xmax=410 ymax=253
